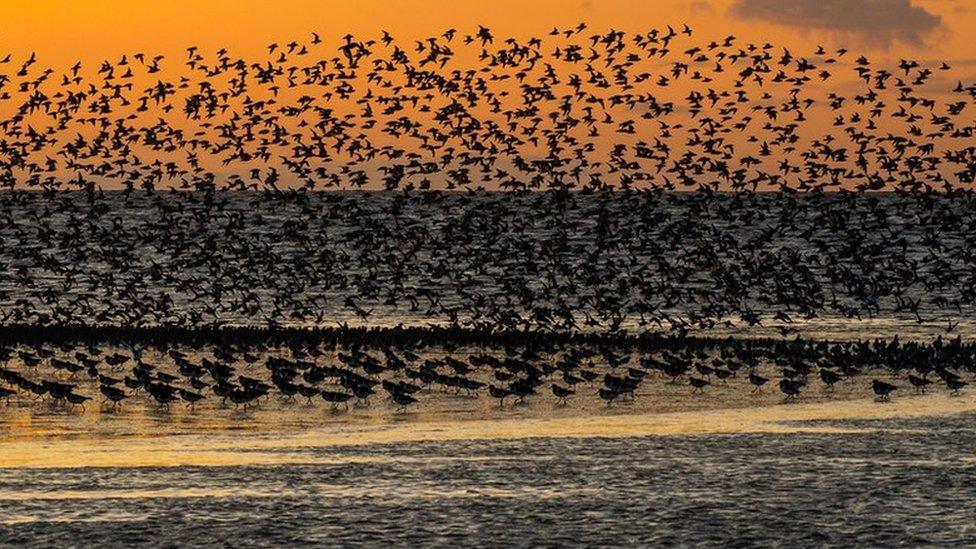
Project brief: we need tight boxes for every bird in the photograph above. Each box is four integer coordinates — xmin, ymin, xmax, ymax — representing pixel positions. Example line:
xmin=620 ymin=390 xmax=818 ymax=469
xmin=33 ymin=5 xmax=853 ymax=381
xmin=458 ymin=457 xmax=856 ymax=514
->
xmin=907 ymin=374 xmax=932 ymax=394
xmin=65 ymin=392 xmax=91 ymax=409
xmin=99 ymin=384 xmax=127 ymax=408
xmin=748 ymin=373 xmax=768 ymax=393
xmin=179 ymin=388 xmax=205 ymax=408
xmin=321 ymin=391 xmax=353 ymax=409
xmin=390 ymin=391 xmax=418 ymax=411
xmin=551 ymin=384 xmax=574 ymax=404
xmin=488 ymin=385 xmax=512 ymax=407
xmin=689 ymin=377 xmax=710 ymax=393
xmin=820 ymin=369 xmax=842 ymax=392
xmin=872 ymin=380 xmax=898 ymax=401
xmin=779 ymin=379 xmax=804 ymax=401
xmin=946 ymin=378 xmax=968 ymax=396
xmin=598 ymin=387 xmax=621 ymax=406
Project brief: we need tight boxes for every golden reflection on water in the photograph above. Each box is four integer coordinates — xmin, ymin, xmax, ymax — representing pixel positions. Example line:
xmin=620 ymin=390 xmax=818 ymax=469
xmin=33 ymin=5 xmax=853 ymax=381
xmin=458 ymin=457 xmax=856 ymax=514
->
xmin=1 ymin=392 xmax=973 ymax=470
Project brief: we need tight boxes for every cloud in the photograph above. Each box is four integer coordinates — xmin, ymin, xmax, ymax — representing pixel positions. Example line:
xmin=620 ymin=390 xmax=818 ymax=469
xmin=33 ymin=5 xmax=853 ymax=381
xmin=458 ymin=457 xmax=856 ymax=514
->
xmin=687 ymin=1 xmax=714 ymax=15
xmin=728 ymin=0 xmax=942 ymax=47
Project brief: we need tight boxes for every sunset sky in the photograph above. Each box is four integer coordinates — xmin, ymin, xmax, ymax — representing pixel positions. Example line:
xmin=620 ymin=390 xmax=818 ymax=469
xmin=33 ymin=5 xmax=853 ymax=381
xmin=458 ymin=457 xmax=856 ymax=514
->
xmin=1 ymin=0 xmax=973 ymax=67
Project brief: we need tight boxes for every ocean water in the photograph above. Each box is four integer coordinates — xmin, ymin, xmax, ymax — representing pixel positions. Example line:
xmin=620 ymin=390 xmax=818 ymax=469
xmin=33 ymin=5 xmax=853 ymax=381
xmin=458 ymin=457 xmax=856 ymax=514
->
xmin=3 ymin=411 xmax=976 ymax=546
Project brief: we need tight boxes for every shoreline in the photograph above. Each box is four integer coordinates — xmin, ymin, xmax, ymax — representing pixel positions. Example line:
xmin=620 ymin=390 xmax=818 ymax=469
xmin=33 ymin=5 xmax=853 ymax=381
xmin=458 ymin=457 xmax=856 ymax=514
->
xmin=0 ymin=322 xmax=968 ymax=349
xmin=1 ymin=391 xmax=972 ymax=469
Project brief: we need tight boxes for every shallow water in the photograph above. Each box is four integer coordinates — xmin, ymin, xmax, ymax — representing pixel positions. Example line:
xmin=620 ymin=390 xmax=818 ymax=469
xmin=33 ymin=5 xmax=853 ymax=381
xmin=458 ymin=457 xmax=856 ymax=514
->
xmin=1 ymin=334 xmax=973 ymax=544
xmin=2 ymin=404 xmax=976 ymax=547
xmin=0 ymin=337 xmax=934 ymax=445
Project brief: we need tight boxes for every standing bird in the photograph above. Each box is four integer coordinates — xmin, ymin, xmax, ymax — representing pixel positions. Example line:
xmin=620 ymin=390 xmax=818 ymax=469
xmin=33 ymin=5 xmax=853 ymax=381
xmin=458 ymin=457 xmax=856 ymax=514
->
xmin=391 ymin=392 xmax=418 ymax=411
xmin=488 ymin=385 xmax=512 ymax=407
xmin=907 ymin=375 xmax=932 ymax=394
xmin=748 ymin=373 xmax=769 ymax=393
xmin=598 ymin=387 xmax=621 ymax=406
xmin=779 ymin=379 xmax=804 ymax=400
xmin=551 ymin=384 xmax=574 ymax=404
xmin=689 ymin=377 xmax=710 ymax=393
xmin=872 ymin=380 xmax=897 ymax=401
xmin=99 ymin=384 xmax=127 ymax=408
xmin=820 ymin=369 xmax=842 ymax=392
xmin=946 ymin=378 xmax=967 ymax=396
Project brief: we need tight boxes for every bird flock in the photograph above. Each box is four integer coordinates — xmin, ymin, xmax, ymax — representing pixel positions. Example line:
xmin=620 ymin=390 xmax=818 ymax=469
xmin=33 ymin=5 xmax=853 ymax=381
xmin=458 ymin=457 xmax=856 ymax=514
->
xmin=0 ymin=24 xmax=973 ymax=193
xmin=1 ymin=191 xmax=975 ymax=334
xmin=0 ymin=333 xmax=971 ymax=414
xmin=0 ymin=25 xmax=973 ymax=417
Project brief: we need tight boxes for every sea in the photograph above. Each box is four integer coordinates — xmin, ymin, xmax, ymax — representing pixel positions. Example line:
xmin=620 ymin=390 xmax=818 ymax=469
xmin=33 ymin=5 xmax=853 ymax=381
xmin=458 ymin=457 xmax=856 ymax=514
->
xmin=2 ymin=407 xmax=976 ymax=546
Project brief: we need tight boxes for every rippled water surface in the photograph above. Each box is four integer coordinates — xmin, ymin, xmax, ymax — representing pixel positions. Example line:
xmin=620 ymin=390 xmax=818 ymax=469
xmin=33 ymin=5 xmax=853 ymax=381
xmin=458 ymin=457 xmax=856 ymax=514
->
xmin=3 ymin=409 xmax=976 ymax=547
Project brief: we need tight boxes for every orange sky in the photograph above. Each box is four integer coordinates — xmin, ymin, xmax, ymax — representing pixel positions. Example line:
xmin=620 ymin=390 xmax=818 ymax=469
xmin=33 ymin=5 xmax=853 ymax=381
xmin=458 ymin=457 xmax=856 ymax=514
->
xmin=1 ymin=0 xmax=973 ymax=65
